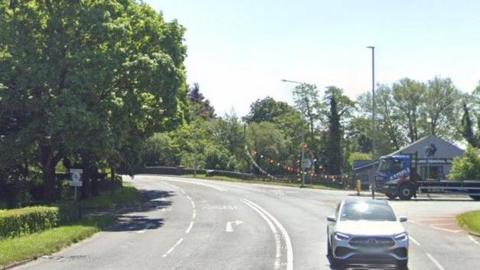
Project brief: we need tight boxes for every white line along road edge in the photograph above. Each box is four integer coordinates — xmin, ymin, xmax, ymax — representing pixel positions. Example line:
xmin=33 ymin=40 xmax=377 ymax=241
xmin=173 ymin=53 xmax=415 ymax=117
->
xmin=242 ymin=199 xmax=293 ymax=270
xmin=242 ymin=200 xmax=282 ymax=269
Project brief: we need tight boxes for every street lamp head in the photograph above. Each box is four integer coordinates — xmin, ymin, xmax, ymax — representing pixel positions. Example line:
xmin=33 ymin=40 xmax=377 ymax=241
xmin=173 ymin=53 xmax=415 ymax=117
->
xmin=366 ymin=46 xmax=375 ymax=49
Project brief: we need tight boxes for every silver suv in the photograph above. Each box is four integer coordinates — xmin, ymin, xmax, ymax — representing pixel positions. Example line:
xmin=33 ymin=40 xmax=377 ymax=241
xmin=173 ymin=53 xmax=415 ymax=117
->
xmin=327 ymin=199 xmax=409 ymax=269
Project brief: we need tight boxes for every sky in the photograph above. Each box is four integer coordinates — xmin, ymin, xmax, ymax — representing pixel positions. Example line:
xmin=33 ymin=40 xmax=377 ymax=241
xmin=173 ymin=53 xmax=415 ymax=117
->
xmin=146 ymin=0 xmax=480 ymax=117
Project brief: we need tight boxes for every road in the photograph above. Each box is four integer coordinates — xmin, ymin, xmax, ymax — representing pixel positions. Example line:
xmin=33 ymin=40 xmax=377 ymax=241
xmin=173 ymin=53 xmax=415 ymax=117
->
xmin=17 ymin=175 xmax=480 ymax=270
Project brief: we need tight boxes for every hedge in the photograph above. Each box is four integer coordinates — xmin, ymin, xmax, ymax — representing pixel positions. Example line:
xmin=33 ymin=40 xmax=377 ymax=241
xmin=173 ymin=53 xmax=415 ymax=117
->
xmin=0 ymin=206 xmax=59 ymax=239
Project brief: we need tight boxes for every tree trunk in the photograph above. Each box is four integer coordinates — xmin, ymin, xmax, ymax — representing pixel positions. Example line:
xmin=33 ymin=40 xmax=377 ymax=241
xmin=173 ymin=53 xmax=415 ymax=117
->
xmin=91 ymin=166 xmax=99 ymax=196
xmin=39 ymin=145 xmax=58 ymax=202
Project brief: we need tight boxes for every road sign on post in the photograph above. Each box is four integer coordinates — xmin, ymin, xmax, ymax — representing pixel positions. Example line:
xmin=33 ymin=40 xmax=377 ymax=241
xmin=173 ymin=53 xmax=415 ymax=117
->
xmin=69 ymin=169 xmax=83 ymax=200
xmin=301 ymin=159 xmax=312 ymax=169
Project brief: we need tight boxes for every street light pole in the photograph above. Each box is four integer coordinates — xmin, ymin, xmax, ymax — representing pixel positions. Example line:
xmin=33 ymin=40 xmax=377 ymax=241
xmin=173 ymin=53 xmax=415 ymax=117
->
xmin=367 ymin=46 xmax=376 ymax=199
xmin=281 ymin=78 xmax=309 ymax=188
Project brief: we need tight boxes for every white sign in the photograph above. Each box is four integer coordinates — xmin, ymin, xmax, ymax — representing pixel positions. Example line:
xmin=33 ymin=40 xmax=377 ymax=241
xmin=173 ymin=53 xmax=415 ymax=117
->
xmin=301 ymin=159 xmax=312 ymax=169
xmin=69 ymin=169 xmax=83 ymax=187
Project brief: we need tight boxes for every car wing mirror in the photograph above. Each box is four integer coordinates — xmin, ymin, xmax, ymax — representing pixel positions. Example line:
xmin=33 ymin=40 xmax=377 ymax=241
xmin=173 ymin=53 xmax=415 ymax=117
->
xmin=399 ymin=216 xmax=408 ymax=222
xmin=327 ymin=216 xmax=336 ymax=222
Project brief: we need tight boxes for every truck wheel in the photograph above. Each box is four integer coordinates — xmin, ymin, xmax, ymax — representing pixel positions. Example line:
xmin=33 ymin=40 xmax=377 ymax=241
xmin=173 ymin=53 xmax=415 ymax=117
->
xmin=470 ymin=195 xmax=480 ymax=201
xmin=386 ymin=192 xmax=397 ymax=200
xmin=398 ymin=184 xmax=414 ymax=200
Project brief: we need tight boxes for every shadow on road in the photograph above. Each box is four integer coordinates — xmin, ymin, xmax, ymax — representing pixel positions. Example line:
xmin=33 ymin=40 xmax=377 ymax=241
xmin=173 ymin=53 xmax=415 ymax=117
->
xmin=102 ymin=189 xmax=176 ymax=233
xmin=107 ymin=215 xmax=164 ymax=232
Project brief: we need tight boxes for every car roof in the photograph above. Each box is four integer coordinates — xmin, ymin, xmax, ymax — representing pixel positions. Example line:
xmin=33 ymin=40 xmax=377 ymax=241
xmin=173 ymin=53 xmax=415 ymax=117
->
xmin=342 ymin=198 xmax=389 ymax=206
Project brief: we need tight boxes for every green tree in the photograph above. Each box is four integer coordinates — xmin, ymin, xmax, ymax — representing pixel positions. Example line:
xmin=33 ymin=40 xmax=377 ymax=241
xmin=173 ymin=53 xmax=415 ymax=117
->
xmin=392 ymin=78 xmax=427 ymax=143
xmin=0 ymin=0 xmax=187 ymax=201
xmin=292 ymin=83 xmax=323 ymax=139
xmin=423 ymin=77 xmax=462 ymax=139
xmin=324 ymin=86 xmax=354 ymax=175
xmin=187 ymin=83 xmax=216 ymax=120
xmin=243 ymin=97 xmax=297 ymax=123
xmin=449 ymin=146 xmax=480 ymax=180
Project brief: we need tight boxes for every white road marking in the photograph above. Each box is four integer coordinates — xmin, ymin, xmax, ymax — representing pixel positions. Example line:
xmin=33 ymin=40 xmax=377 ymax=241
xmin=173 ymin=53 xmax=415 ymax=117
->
xmin=202 ymin=205 xmax=237 ymax=210
xmin=192 ymin=209 xmax=196 ymax=219
xmin=162 ymin=238 xmax=184 ymax=258
xmin=409 ymin=236 xmax=421 ymax=246
xmin=426 ymin=253 xmax=446 ymax=270
xmin=185 ymin=221 xmax=194 ymax=234
xmin=163 ymin=178 xmax=226 ymax=191
xmin=225 ymin=220 xmax=244 ymax=232
xmin=243 ymin=199 xmax=293 ymax=270
xmin=242 ymin=199 xmax=281 ymax=269
xmin=468 ymin=235 xmax=480 ymax=246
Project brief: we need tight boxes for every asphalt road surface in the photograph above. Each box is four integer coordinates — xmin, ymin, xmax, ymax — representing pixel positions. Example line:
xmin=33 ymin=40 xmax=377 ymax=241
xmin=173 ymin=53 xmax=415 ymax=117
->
xmin=17 ymin=175 xmax=480 ymax=270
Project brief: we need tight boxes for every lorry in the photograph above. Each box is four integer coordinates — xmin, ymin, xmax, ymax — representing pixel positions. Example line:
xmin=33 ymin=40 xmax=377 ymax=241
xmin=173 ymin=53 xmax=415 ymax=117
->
xmin=374 ymin=154 xmax=480 ymax=200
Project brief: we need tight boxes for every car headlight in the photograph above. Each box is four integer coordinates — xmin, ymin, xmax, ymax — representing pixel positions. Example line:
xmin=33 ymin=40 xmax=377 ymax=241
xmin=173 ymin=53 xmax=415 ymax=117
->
xmin=334 ymin=232 xmax=351 ymax=241
xmin=394 ymin=232 xmax=408 ymax=241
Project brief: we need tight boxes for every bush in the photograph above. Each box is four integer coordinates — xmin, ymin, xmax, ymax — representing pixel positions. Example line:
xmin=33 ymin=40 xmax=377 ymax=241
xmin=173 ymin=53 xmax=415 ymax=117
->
xmin=0 ymin=207 xmax=59 ymax=239
xmin=449 ymin=146 xmax=480 ymax=180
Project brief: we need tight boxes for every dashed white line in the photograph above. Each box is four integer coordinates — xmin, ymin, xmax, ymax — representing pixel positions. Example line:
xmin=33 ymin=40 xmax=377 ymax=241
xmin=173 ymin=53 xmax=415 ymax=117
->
xmin=192 ymin=209 xmax=196 ymax=219
xmin=468 ymin=235 xmax=480 ymax=246
xmin=426 ymin=253 xmax=446 ymax=270
xmin=242 ymin=199 xmax=281 ymax=269
xmin=185 ymin=221 xmax=194 ymax=234
xmin=409 ymin=236 xmax=421 ymax=246
xmin=162 ymin=238 xmax=184 ymax=258
xmin=242 ymin=199 xmax=293 ymax=270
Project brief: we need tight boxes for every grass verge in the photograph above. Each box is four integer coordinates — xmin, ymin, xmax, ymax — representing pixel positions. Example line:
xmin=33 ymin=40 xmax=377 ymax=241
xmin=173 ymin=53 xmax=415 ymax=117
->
xmin=0 ymin=215 xmax=114 ymax=268
xmin=182 ymin=174 xmax=338 ymax=190
xmin=0 ymin=184 xmax=141 ymax=268
xmin=457 ymin=211 xmax=480 ymax=235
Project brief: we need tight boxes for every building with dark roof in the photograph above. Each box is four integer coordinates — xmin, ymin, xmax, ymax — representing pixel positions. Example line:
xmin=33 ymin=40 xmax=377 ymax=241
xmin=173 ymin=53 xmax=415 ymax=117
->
xmin=353 ymin=135 xmax=465 ymax=184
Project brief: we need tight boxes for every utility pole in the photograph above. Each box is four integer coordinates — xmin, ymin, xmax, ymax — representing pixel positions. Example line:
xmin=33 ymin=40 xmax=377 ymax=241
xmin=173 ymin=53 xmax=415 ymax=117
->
xmin=367 ymin=46 xmax=376 ymax=199
xmin=281 ymin=79 xmax=311 ymax=188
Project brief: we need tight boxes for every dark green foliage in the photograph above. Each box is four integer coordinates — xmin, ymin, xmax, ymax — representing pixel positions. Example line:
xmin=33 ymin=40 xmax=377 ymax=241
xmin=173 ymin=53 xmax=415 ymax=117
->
xmin=0 ymin=0 xmax=187 ymax=202
xmin=187 ymin=83 xmax=216 ymax=120
xmin=462 ymin=103 xmax=480 ymax=147
xmin=243 ymin=97 xmax=298 ymax=123
xmin=449 ymin=146 xmax=480 ymax=180
xmin=0 ymin=207 xmax=59 ymax=239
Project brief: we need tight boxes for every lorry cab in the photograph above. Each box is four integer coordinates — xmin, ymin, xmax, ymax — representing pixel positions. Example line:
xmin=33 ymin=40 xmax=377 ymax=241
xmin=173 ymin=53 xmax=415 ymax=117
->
xmin=375 ymin=155 xmax=420 ymax=200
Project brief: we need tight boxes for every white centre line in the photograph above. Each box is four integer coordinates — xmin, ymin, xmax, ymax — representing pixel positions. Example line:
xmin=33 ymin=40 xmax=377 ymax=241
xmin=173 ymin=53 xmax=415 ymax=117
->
xmin=162 ymin=238 xmax=184 ymax=258
xmin=192 ymin=209 xmax=196 ymax=219
xmin=185 ymin=221 xmax=194 ymax=234
xmin=468 ymin=235 xmax=480 ymax=246
xmin=426 ymin=253 xmax=446 ymax=270
xmin=409 ymin=236 xmax=421 ymax=246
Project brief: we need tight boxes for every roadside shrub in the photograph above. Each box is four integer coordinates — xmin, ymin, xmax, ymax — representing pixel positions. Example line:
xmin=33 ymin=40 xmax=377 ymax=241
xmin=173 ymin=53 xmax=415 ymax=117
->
xmin=449 ymin=146 xmax=480 ymax=180
xmin=0 ymin=206 xmax=59 ymax=239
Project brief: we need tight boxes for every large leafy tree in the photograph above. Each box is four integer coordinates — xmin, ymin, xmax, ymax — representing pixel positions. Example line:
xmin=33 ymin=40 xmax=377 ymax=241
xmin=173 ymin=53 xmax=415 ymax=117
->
xmin=392 ymin=78 xmax=427 ymax=143
xmin=292 ymin=83 xmax=323 ymax=139
xmin=423 ymin=77 xmax=462 ymax=139
xmin=0 ymin=0 xmax=187 ymax=201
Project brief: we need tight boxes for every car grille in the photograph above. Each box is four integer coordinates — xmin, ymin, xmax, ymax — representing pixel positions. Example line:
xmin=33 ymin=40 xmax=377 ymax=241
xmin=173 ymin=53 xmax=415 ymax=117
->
xmin=349 ymin=236 xmax=395 ymax=248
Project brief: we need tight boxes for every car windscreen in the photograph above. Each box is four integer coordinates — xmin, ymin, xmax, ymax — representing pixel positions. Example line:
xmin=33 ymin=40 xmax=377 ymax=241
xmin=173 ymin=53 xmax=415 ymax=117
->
xmin=340 ymin=201 xmax=396 ymax=221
